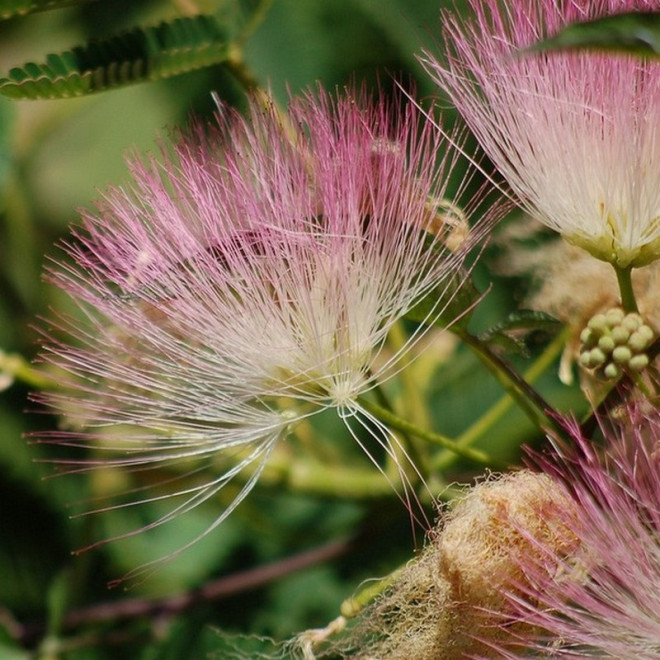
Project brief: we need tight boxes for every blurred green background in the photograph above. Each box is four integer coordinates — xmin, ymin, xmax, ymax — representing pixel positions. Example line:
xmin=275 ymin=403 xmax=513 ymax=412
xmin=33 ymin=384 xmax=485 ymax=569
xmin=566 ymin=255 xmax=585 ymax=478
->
xmin=0 ymin=1 xmax=582 ymax=658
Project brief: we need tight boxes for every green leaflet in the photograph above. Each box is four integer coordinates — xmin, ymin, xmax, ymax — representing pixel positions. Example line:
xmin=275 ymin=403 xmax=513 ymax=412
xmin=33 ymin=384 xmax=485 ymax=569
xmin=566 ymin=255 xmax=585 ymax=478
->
xmin=0 ymin=0 xmax=91 ymax=20
xmin=0 ymin=15 xmax=231 ymax=99
xmin=527 ymin=11 xmax=660 ymax=57
xmin=477 ymin=310 xmax=562 ymax=357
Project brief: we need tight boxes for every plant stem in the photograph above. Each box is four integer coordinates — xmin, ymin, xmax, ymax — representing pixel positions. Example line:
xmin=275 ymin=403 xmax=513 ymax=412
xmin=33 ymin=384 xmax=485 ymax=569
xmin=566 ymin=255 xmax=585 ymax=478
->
xmin=381 ymin=323 xmax=434 ymax=475
xmin=261 ymin=452 xmax=397 ymax=499
xmin=14 ymin=538 xmax=353 ymax=644
xmin=0 ymin=351 xmax=56 ymax=389
xmin=434 ymin=326 xmax=570 ymax=470
xmin=234 ymin=0 xmax=274 ymax=48
xmin=372 ymin=382 xmax=428 ymax=485
xmin=340 ymin=565 xmax=405 ymax=618
xmin=614 ymin=264 xmax=638 ymax=313
xmin=357 ymin=396 xmax=498 ymax=467
xmin=456 ymin=329 xmax=562 ymax=436
xmin=387 ymin=322 xmax=433 ymax=431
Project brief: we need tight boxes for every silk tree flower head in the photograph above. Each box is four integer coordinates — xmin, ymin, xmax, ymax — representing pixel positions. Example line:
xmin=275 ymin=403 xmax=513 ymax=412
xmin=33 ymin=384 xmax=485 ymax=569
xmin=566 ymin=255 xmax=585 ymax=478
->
xmin=423 ymin=0 xmax=660 ymax=269
xmin=493 ymin=404 xmax=660 ymax=658
xmin=36 ymin=87 xmax=488 ymax=578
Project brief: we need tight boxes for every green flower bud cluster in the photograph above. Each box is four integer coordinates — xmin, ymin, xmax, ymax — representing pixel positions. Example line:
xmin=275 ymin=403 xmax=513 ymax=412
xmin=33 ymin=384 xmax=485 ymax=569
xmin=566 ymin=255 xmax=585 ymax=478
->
xmin=579 ymin=309 xmax=655 ymax=380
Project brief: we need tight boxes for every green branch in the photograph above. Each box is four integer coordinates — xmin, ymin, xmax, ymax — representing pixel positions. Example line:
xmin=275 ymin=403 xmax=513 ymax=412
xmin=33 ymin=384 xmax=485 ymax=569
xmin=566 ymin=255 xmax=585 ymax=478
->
xmin=0 ymin=350 xmax=57 ymax=389
xmin=456 ymin=329 xmax=562 ymax=436
xmin=434 ymin=327 xmax=570 ymax=470
xmin=357 ymin=396 xmax=499 ymax=467
xmin=260 ymin=451 xmax=396 ymax=499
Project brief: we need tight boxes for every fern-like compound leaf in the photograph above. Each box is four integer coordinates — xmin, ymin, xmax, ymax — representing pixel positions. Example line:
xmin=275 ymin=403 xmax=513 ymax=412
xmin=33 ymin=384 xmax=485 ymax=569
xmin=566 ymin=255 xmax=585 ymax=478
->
xmin=0 ymin=15 xmax=230 ymax=99
xmin=0 ymin=0 xmax=91 ymax=20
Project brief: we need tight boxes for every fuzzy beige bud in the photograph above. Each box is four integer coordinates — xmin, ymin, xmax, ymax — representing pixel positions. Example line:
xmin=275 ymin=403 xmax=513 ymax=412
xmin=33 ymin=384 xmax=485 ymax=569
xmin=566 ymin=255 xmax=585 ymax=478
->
xmin=326 ymin=471 xmax=580 ymax=660
xmin=435 ymin=471 xmax=579 ymax=657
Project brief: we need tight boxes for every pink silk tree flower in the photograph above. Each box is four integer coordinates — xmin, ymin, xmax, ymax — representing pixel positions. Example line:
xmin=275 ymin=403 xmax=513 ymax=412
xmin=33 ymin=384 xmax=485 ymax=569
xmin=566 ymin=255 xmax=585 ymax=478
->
xmin=491 ymin=405 xmax=660 ymax=658
xmin=422 ymin=0 xmax=660 ymax=269
xmin=36 ymin=88 xmax=487 ymax=578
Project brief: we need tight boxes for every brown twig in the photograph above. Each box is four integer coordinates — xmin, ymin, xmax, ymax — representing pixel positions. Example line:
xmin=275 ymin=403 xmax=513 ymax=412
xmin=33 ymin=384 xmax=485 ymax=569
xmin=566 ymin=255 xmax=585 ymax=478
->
xmin=17 ymin=536 xmax=354 ymax=646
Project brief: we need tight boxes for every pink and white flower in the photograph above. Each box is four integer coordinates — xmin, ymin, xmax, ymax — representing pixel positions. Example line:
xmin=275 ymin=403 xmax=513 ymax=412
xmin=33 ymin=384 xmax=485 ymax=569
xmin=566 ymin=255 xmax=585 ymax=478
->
xmin=36 ymin=88 xmax=487 ymax=576
xmin=423 ymin=0 xmax=660 ymax=268
xmin=494 ymin=405 xmax=660 ymax=658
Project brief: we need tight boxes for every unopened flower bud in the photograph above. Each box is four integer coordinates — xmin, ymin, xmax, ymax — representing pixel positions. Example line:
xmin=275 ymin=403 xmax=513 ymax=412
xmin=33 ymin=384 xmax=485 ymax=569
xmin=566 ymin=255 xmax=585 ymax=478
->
xmin=621 ymin=313 xmax=642 ymax=332
xmin=603 ymin=363 xmax=621 ymax=379
xmin=588 ymin=314 xmax=607 ymax=333
xmin=579 ymin=327 xmax=594 ymax=346
xmin=610 ymin=326 xmax=630 ymax=345
xmin=584 ymin=348 xmax=606 ymax=368
xmin=612 ymin=345 xmax=632 ymax=364
xmin=328 ymin=472 xmax=581 ymax=659
xmin=629 ymin=354 xmax=650 ymax=372
xmin=579 ymin=308 xmax=655 ymax=380
xmin=605 ymin=308 xmax=625 ymax=327
xmin=629 ymin=326 xmax=654 ymax=352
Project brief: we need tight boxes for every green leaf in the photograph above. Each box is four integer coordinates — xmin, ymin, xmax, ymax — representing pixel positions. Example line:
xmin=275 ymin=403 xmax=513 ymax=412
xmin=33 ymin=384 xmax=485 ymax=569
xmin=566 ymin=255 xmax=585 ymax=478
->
xmin=0 ymin=0 xmax=91 ymax=20
xmin=528 ymin=11 xmax=660 ymax=57
xmin=477 ymin=310 xmax=561 ymax=356
xmin=0 ymin=97 xmax=14 ymax=203
xmin=0 ymin=15 xmax=231 ymax=99
xmin=0 ymin=643 xmax=29 ymax=660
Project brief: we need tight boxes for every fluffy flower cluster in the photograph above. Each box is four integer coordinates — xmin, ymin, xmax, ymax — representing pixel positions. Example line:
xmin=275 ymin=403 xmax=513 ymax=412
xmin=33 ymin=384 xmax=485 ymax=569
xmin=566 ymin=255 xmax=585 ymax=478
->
xmin=301 ymin=470 xmax=579 ymax=660
xmin=497 ymin=406 xmax=660 ymax=658
xmin=38 ymin=88 xmax=485 ymax=574
xmin=424 ymin=0 xmax=660 ymax=268
xmin=306 ymin=403 xmax=660 ymax=658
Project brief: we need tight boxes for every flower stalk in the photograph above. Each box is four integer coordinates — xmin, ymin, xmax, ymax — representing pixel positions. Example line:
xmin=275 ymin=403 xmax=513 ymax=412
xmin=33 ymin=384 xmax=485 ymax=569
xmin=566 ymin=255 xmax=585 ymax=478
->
xmin=435 ymin=326 xmax=570 ymax=470
xmin=357 ymin=396 xmax=497 ymax=467
xmin=613 ymin=263 xmax=639 ymax=313
xmin=0 ymin=350 xmax=56 ymax=390
xmin=456 ymin=329 xmax=562 ymax=437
